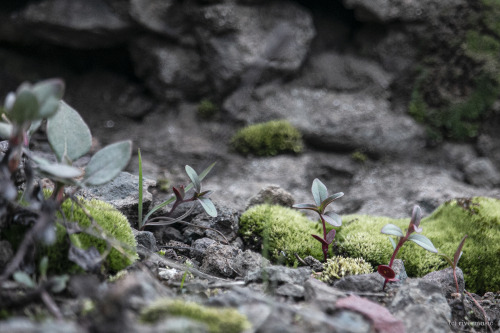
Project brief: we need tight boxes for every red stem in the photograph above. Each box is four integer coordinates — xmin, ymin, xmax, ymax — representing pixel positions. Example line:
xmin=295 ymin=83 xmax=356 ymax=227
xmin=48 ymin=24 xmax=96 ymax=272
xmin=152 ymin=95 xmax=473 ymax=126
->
xmin=453 ymin=267 xmax=460 ymax=294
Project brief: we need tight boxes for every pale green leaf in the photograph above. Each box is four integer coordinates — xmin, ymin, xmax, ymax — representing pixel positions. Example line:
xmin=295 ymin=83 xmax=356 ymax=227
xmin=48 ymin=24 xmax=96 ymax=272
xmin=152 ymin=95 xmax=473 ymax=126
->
xmin=381 ymin=224 xmax=404 ymax=237
xmin=185 ymin=165 xmax=201 ymax=192
xmin=408 ymin=234 xmax=438 ymax=253
xmin=47 ymin=101 xmax=92 ymax=162
xmin=0 ymin=123 xmax=12 ymax=138
xmin=83 ymin=141 xmax=131 ymax=186
xmin=10 ymin=89 xmax=39 ymax=123
xmin=198 ymin=197 xmax=217 ymax=217
xmin=32 ymin=79 xmax=65 ymax=118
xmin=13 ymin=271 xmax=35 ymax=288
xmin=312 ymin=178 xmax=328 ymax=206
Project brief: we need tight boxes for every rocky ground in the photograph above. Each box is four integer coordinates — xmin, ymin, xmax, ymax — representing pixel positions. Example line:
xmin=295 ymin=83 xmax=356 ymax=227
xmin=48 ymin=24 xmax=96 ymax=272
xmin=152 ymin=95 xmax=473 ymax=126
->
xmin=0 ymin=0 xmax=500 ymax=331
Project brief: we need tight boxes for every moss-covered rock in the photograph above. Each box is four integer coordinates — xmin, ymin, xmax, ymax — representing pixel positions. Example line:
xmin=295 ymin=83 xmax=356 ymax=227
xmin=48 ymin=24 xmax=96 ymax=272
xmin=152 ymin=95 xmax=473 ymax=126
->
xmin=336 ymin=197 xmax=500 ymax=294
xmin=239 ymin=204 xmax=328 ymax=266
xmin=140 ymin=299 xmax=251 ymax=333
xmin=317 ymin=256 xmax=373 ymax=285
xmin=230 ymin=120 xmax=303 ymax=156
xmin=42 ymin=196 xmax=138 ymax=273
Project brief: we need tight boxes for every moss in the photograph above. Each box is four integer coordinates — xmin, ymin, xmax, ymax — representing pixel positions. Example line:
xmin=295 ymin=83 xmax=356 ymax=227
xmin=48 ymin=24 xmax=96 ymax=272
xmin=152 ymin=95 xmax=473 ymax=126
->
xmin=231 ymin=120 xmax=303 ymax=157
xmin=336 ymin=197 xmax=500 ymax=294
xmin=41 ymin=195 xmax=138 ymax=273
xmin=197 ymin=99 xmax=219 ymax=120
xmin=351 ymin=151 xmax=368 ymax=163
xmin=317 ymin=256 xmax=373 ymax=284
xmin=140 ymin=299 xmax=251 ymax=333
xmin=239 ymin=204 xmax=331 ymax=265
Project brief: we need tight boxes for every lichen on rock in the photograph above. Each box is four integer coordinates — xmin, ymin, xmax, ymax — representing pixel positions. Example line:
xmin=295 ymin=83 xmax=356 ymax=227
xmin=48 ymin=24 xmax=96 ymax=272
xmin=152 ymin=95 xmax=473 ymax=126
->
xmin=317 ymin=256 xmax=373 ymax=285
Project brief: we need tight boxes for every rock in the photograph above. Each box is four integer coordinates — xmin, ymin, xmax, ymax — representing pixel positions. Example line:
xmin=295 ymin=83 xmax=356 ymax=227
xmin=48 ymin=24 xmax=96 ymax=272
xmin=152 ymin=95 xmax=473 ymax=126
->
xmin=296 ymin=52 xmax=393 ymax=96
xmin=133 ymin=229 xmax=158 ymax=252
xmin=154 ymin=227 xmax=185 ymax=244
xmin=304 ymin=277 xmax=347 ymax=311
xmin=190 ymin=237 xmax=217 ymax=263
xmin=303 ymin=256 xmax=323 ymax=272
xmin=225 ymin=84 xmax=426 ymax=157
xmin=78 ymin=172 xmax=155 ymax=226
xmin=18 ymin=0 xmax=131 ymax=48
xmin=183 ymin=205 xmax=239 ymax=243
xmin=232 ymin=249 xmax=269 ymax=277
xmin=0 ymin=240 xmax=13 ymax=270
xmin=342 ymin=0 xmax=465 ymax=23
xmin=199 ymin=242 xmax=242 ymax=278
xmin=129 ymin=0 xmax=190 ymax=39
xmin=423 ymin=267 xmax=465 ymax=298
xmin=130 ymin=37 xmax=208 ymax=101
xmin=194 ymin=1 xmax=315 ymax=95
xmin=275 ymin=283 xmax=305 ymax=299
xmin=464 ymin=158 xmax=500 ymax=188
xmin=389 ymin=280 xmax=452 ymax=333
xmin=245 ymin=266 xmax=311 ymax=286
xmin=0 ymin=318 xmax=84 ymax=333
xmin=334 ymin=273 xmax=387 ymax=293
xmin=246 ymin=184 xmax=295 ymax=209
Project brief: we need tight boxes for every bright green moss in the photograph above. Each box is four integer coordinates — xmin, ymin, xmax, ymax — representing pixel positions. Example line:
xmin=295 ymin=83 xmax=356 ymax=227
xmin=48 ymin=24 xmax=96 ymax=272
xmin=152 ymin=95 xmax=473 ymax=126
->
xmin=239 ymin=204 xmax=327 ymax=265
xmin=336 ymin=197 xmax=500 ymax=294
xmin=140 ymin=299 xmax=251 ymax=333
xmin=42 ymin=195 xmax=138 ymax=273
xmin=197 ymin=99 xmax=219 ymax=120
xmin=231 ymin=120 xmax=303 ymax=156
xmin=317 ymin=256 xmax=373 ymax=285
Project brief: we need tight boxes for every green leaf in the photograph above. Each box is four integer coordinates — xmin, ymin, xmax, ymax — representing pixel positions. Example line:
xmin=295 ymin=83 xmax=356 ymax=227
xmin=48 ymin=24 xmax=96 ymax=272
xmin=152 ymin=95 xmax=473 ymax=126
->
xmin=39 ymin=256 xmax=49 ymax=279
xmin=381 ymin=224 xmax=404 ymax=237
xmin=292 ymin=203 xmax=318 ymax=211
xmin=388 ymin=236 xmax=397 ymax=251
xmin=320 ymin=192 xmax=344 ymax=211
xmin=83 ymin=141 xmax=132 ymax=186
xmin=408 ymin=234 xmax=438 ymax=253
xmin=0 ymin=122 xmax=12 ymax=138
xmin=454 ymin=235 xmax=468 ymax=267
xmin=32 ymin=79 xmax=65 ymax=118
xmin=13 ymin=271 xmax=35 ymax=288
xmin=311 ymin=178 xmax=328 ymax=206
xmin=198 ymin=197 xmax=217 ymax=217
xmin=47 ymin=101 xmax=92 ymax=162
xmin=50 ymin=275 xmax=69 ymax=293
xmin=439 ymin=253 xmax=454 ymax=268
xmin=10 ymin=89 xmax=39 ymax=123
xmin=185 ymin=165 xmax=201 ymax=192
xmin=138 ymin=148 xmax=143 ymax=229
xmin=322 ymin=211 xmax=342 ymax=227
xmin=33 ymin=156 xmax=83 ymax=179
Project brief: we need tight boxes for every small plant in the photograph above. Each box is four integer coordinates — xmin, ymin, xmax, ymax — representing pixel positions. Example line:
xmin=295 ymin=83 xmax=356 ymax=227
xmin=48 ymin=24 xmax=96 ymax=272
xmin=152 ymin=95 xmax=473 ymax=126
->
xmin=293 ymin=178 xmax=344 ymax=262
xmin=197 ymin=99 xmax=218 ymax=120
xmin=230 ymin=119 xmax=303 ymax=156
xmin=136 ymin=152 xmax=225 ymax=242
xmin=377 ymin=205 xmax=438 ymax=290
xmin=317 ymin=256 xmax=373 ymax=284
xmin=0 ymin=79 xmax=132 ymax=281
xmin=439 ymin=235 xmax=468 ymax=295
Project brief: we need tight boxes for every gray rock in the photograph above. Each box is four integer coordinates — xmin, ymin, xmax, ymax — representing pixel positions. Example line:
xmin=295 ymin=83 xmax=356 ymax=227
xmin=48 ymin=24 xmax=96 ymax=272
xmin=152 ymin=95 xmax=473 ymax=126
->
xmin=130 ymin=37 xmax=208 ymax=101
xmin=303 ymin=256 xmax=323 ymax=272
xmin=334 ymin=273 xmax=387 ymax=293
xmin=199 ymin=242 xmax=242 ymax=278
xmin=245 ymin=265 xmax=311 ymax=285
xmin=0 ymin=318 xmax=84 ymax=333
xmin=78 ymin=172 xmax=155 ymax=226
xmin=195 ymin=1 xmax=315 ymax=95
xmin=183 ymin=205 xmax=239 ymax=243
xmin=464 ymin=158 xmax=500 ymax=188
xmin=232 ymin=249 xmax=269 ymax=277
xmin=343 ymin=0 xmax=465 ymax=23
xmin=275 ymin=283 xmax=305 ymax=299
xmin=138 ymin=318 xmax=209 ymax=333
xmin=389 ymin=280 xmax=452 ymax=333
xmin=304 ymin=277 xmax=347 ymax=311
xmin=225 ymin=84 xmax=426 ymax=157
xmin=423 ymin=267 xmax=465 ymax=298
xmin=132 ymin=229 xmax=158 ymax=252
xmin=190 ymin=237 xmax=216 ymax=263
xmin=19 ymin=0 xmax=131 ymax=48
xmin=0 ymin=240 xmax=13 ymax=270
xmin=130 ymin=0 xmax=189 ymax=39
xmin=154 ymin=227 xmax=184 ymax=244
xmin=246 ymin=184 xmax=295 ymax=209
xmin=478 ymin=133 xmax=500 ymax=172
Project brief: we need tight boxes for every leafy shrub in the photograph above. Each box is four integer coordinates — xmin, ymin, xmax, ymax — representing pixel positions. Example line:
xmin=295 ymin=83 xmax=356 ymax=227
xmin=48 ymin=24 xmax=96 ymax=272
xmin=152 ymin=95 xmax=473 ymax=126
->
xmin=231 ymin=120 xmax=303 ymax=156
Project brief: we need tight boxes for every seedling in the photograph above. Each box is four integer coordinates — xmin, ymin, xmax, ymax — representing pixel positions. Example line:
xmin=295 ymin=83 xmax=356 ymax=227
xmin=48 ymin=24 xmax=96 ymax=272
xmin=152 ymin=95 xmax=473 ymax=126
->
xmin=439 ymin=235 xmax=468 ymax=294
xmin=378 ymin=205 xmax=438 ymax=290
xmin=293 ymin=178 xmax=344 ymax=261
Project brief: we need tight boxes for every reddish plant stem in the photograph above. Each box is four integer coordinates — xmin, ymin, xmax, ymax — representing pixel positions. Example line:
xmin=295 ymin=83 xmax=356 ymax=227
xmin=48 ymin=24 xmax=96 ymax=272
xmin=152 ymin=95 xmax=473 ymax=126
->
xmin=464 ymin=290 xmax=493 ymax=333
xmin=453 ymin=267 xmax=460 ymax=294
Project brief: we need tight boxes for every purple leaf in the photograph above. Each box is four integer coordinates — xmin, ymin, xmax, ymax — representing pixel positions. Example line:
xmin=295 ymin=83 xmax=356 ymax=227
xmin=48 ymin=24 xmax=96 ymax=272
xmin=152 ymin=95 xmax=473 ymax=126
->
xmin=325 ymin=229 xmax=336 ymax=244
xmin=410 ymin=205 xmax=422 ymax=228
xmin=454 ymin=235 xmax=468 ymax=267
xmin=173 ymin=186 xmax=185 ymax=201
xmin=377 ymin=265 xmax=396 ymax=279
xmin=320 ymin=192 xmax=344 ymax=211
xmin=311 ymin=234 xmax=328 ymax=246
xmin=322 ymin=211 xmax=342 ymax=227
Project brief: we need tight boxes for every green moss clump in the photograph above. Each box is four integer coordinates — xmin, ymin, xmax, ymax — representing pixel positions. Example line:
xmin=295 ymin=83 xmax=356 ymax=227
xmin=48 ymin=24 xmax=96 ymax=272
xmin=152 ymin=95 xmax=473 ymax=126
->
xmin=140 ymin=299 xmax=251 ymax=333
xmin=336 ymin=197 xmax=500 ymax=294
xmin=239 ymin=204 xmax=329 ymax=265
xmin=42 ymin=196 xmax=138 ymax=273
xmin=317 ymin=256 xmax=373 ymax=284
xmin=197 ymin=99 xmax=219 ymax=120
xmin=231 ymin=120 xmax=303 ymax=157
